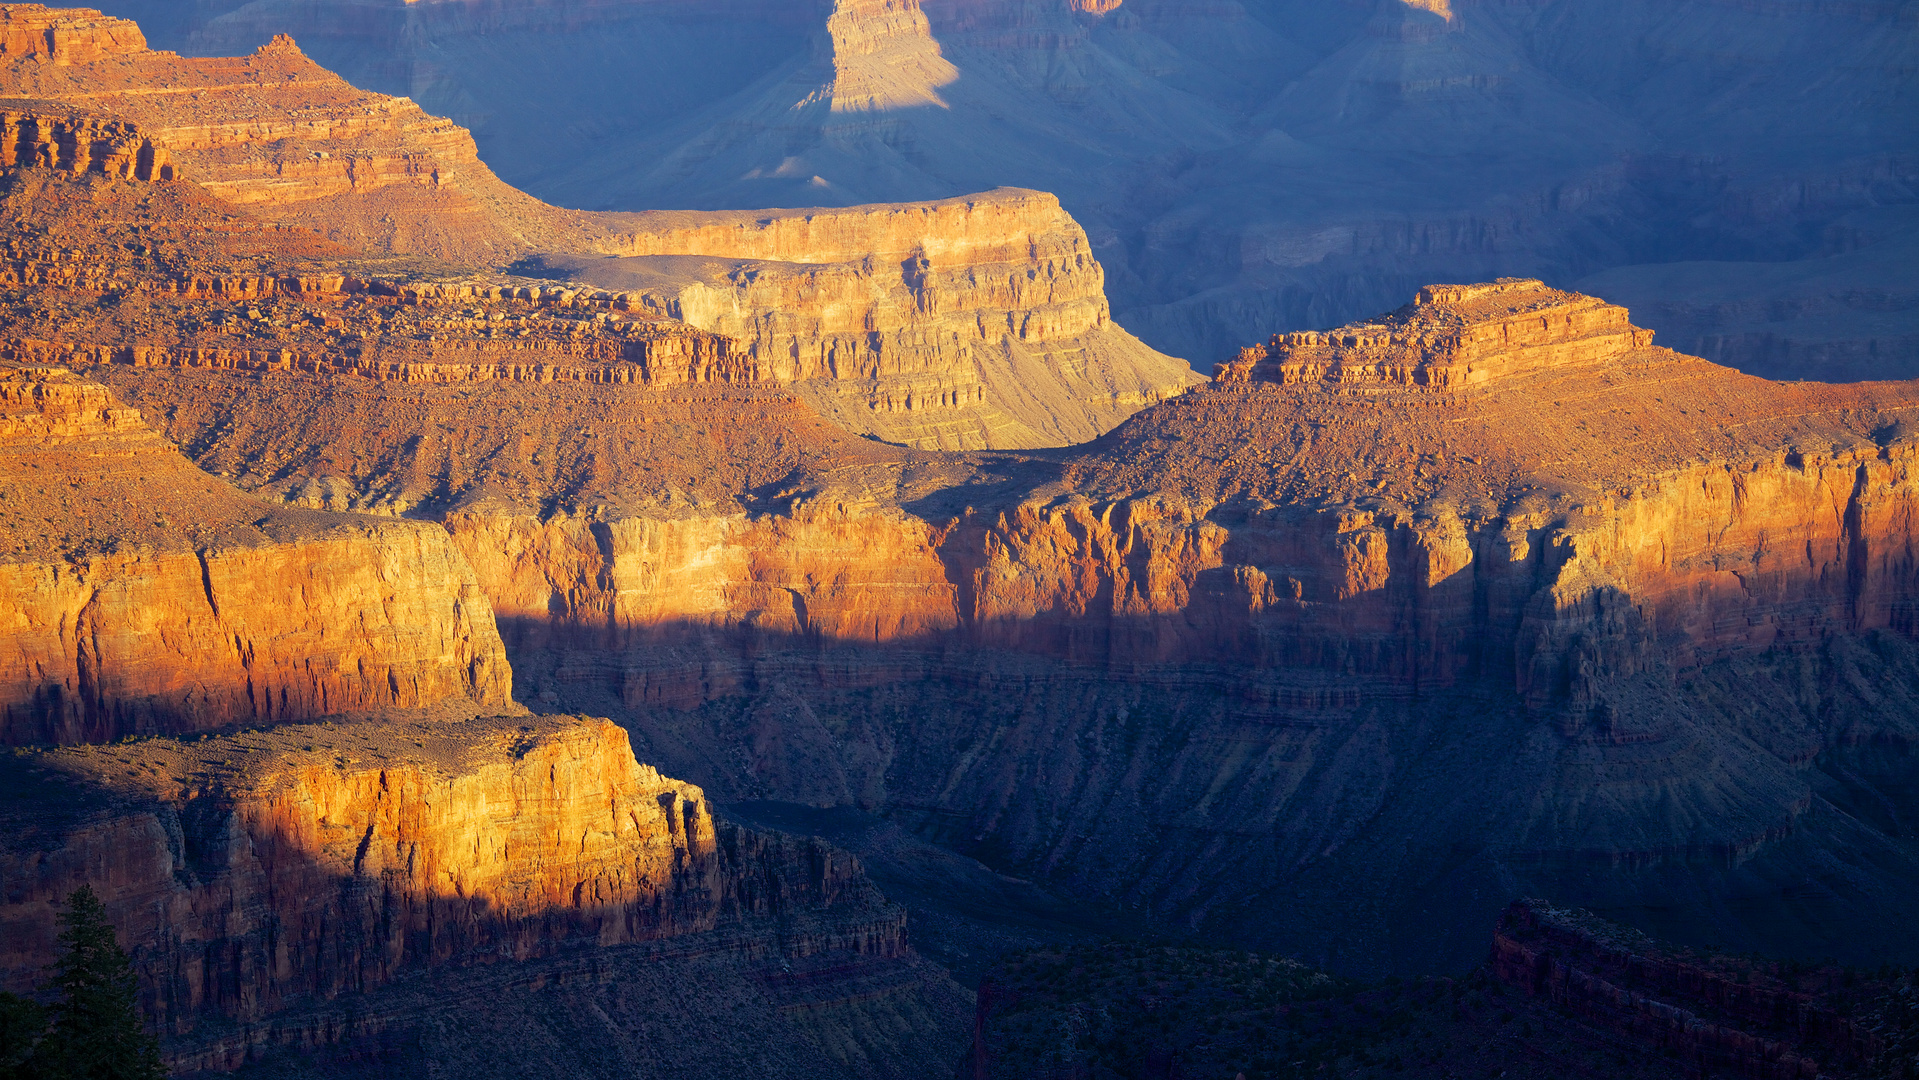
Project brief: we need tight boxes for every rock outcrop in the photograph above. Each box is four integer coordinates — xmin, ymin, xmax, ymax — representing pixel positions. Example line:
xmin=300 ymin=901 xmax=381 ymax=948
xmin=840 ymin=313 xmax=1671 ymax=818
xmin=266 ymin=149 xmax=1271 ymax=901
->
xmin=0 ymin=110 xmax=175 ymax=181
xmin=0 ymin=2 xmax=146 ymax=64
xmin=0 ymin=7 xmax=583 ymax=262
xmin=1492 ymin=900 xmax=1886 ymax=1079
xmin=0 ymin=713 xmax=962 ymax=1074
xmin=817 ymin=0 xmax=959 ymax=113
xmin=554 ymin=187 xmax=1200 ymax=448
xmin=1214 ymin=278 xmax=1654 ymax=388
xmin=110 ymin=280 xmax=1919 ymax=972
xmin=0 ymin=7 xmax=1194 ymax=449
xmin=0 ymin=364 xmax=512 ymax=744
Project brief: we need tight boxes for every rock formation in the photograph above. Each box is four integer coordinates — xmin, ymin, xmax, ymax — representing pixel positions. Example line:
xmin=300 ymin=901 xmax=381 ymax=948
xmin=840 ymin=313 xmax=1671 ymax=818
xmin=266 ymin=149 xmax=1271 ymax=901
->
xmin=108 ymin=276 xmax=1919 ymax=972
xmin=4 ymin=0 xmax=1917 ymax=999
xmin=0 ymin=712 xmax=966 ymax=1074
xmin=0 ymin=363 xmax=512 ymax=744
xmin=0 ymin=7 xmax=1191 ymax=450
xmin=1214 ymin=278 xmax=1653 ymax=388
xmin=1492 ymin=900 xmax=1887 ymax=1078
xmin=553 ymin=188 xmax=1199 ymax=448
xmin=817 ymin=0 xmax=959 ymax=113
xmin=136 ymin=0 xmax=1916 ymax=379
xmin=0 ymin=8 xmax=573 ymax=262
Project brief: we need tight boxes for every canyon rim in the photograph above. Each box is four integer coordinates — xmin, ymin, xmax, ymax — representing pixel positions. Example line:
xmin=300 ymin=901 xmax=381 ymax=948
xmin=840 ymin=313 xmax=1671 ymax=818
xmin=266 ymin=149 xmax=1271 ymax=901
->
xmin=0 ymin=3 xmax=1915 ymax=1078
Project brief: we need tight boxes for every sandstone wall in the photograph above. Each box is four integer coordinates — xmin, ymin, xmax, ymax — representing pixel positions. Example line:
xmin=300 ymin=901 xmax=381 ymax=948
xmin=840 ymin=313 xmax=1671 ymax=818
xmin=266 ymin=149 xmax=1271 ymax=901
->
xmin=0 ymin=527 xmax=513 ymax=744
xmin=574 ymin=188 xmax=1200 ymax=448
xmin=0 ymin=110 xmax=175 ymax=180
xmin=0 ymin=715 xmax=908 ymax=1067
xmin=0 ymin=367 xmax=513 ymax=743
xmin=433 ymin=442 xmax=1919 ymax=710
xmin=0 ymin=3 xmax=146 ymax=64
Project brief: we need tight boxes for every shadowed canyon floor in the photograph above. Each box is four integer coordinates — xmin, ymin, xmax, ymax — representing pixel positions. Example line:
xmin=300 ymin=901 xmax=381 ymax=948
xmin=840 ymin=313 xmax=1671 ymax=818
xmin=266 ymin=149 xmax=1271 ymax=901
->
xmin=1 ymin=5 xmax=1917 ymax=1076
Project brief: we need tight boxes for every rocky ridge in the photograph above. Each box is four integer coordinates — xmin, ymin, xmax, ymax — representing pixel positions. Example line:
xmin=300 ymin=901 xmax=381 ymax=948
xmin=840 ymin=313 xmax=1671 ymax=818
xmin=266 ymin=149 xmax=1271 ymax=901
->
xmin=0 ymin=6 xmax=1192 ymax=449
xmin=110 ymin=276 xmax=1919 ymax=972
xmin=1492 ymin=899 xmax=1890 ymax=1078
xmin=0 ymin=711 xmax=965 ymax=1074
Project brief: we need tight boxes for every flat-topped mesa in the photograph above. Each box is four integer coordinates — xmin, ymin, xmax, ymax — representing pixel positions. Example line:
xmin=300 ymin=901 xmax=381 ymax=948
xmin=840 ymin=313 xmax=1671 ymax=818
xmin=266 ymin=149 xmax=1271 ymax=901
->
xmin=0 ymin=4 xmax=145 ymax=64
xmin=597 ymin=187 xmax=1089 ymax=277
xmin=1214 ymin=278 xmax=1655 ymax=390
xmin=565 ymin=187 xmax=1200 ymax=449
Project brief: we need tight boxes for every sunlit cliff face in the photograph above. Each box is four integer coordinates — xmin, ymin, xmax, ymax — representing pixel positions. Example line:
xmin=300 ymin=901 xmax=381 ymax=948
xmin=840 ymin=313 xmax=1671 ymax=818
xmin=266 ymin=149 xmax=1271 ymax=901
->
xmin=1397 ymin=0 xmax=1454 ymax=22
xmin=814 ymin=0 xmax=960 ymax=113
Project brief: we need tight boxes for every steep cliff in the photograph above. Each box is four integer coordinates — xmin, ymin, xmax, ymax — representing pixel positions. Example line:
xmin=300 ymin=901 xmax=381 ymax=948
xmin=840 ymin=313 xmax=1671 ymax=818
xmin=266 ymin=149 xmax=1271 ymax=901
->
xmin=0 ymin=7 xmax=577 ymax=262
xmin=1492 ymin=900 xmax=1889 ymax=1078
xmin=0 ymin=364 xmax=512 ymax=744
xmin=0 ymin=712 xmax=968 ymax=1075
xmin=548 ymin=188 xmax=1199 ymax=449
xmin=108 ymin=280 xmax=1919 ymax=971
xmin=0 ymin=9 xmax=1193 ymax=449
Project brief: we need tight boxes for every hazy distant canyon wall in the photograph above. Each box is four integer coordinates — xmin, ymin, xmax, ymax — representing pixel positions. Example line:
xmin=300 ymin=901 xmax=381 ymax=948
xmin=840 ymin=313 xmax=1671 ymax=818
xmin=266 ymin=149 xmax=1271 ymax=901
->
xmin=102 ymin=0 xmax=1914 ymax=379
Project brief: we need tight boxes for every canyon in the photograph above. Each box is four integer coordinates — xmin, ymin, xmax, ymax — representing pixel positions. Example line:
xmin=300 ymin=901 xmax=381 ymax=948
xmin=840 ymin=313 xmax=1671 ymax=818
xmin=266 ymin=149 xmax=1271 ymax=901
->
xmin=88 ymin=0 xmax=1919 ymax=380
xmin=0 ymin=4 xmax=1915 ymax=1076
xmin=0 ymin=4 xmax=1191 ymax=450
xmin=83 ymin=266 xmax=1919 ymax=976
xmin=0 ymin=711 xmax=968 ymax=1075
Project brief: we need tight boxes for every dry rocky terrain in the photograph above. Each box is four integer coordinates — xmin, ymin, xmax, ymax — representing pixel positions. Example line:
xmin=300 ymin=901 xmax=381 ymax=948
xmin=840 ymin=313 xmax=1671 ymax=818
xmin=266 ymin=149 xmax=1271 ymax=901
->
xmin=0 ymin=5 xmax=1915 ymax=1077
xmin=98 ymin=0 xmax=1917 ymax=379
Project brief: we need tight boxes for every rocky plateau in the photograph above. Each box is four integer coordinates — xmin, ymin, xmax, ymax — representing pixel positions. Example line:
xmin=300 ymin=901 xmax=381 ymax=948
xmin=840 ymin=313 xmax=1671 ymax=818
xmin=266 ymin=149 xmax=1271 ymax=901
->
xmin=0 ymin=4 xmax=1914 ymax=1077
xmin=0 ymin=4 xmax=1191 ymax=451
xmin=96 ymin=0 xmax=1918 ymax=382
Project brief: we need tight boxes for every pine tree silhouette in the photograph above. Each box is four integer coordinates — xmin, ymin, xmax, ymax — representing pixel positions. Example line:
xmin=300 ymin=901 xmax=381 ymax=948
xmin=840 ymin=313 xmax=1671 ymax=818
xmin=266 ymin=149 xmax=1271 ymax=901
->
xmin=31 ymin=886 xmax=164 ymax=1080
xmin=0 ymin=990 xmax=48 ymax=1080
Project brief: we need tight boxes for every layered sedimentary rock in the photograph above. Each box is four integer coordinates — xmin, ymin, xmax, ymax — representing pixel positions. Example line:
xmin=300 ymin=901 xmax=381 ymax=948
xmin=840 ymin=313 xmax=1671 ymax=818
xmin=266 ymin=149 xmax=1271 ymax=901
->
xmin=818 ymin=0 xmax=958 ymax=113
xmin=0 ymin=364 xmax=511 ymax=744
xmin=0 ymin=111 xmax=175 ymax=181
xmin=554 ymin=188 xmax=1199 ymax=448
xmin=1214 ymin=278 xmax=1653 ymax=388
xmin=0 ymin=713 xmax=961 ymax=1073
xmin=1492 ymin=900 xmax=1886 ymax=1078
xmin=0 ymin=2 xmax=146 ymax=63
xmin=116 ymin=280 xmax=1919 ymax=971
xmin=147 ymin=0 xmax=1914 ymax=383
xmin=0 ymin=6 xmax=572 ymax=261
xmin=0 ymin=10 xmax=1192 ymax=448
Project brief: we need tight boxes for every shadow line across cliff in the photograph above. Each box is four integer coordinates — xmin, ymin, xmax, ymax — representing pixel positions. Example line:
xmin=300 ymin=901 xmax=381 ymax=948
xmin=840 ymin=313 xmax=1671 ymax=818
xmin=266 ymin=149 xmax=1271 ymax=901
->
xmin=491 ymin=612 xmax=1919 ymax=975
